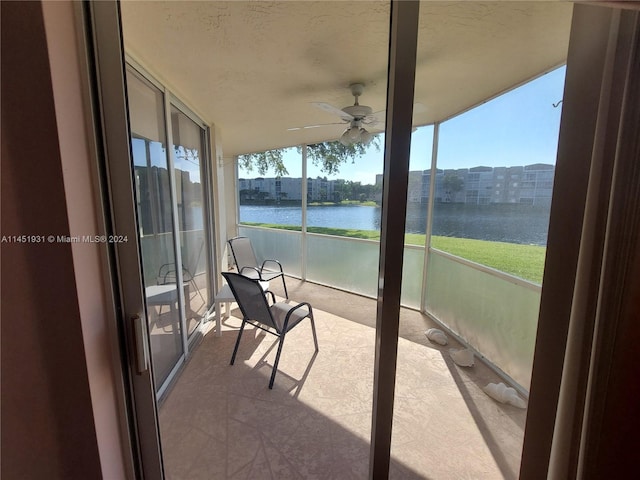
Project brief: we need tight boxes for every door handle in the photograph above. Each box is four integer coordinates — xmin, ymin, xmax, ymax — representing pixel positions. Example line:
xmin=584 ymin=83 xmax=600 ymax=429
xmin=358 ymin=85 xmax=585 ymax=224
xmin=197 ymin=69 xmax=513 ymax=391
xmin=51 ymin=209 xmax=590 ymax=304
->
xmin=132 ymin=314 xmax=150 ymax=374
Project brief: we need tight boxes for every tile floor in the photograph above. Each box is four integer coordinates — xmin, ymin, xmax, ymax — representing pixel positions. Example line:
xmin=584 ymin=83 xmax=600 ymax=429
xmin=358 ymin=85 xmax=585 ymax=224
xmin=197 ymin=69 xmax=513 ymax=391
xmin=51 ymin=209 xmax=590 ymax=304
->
xmin=158 ymin=279 xmax=527 ymax=479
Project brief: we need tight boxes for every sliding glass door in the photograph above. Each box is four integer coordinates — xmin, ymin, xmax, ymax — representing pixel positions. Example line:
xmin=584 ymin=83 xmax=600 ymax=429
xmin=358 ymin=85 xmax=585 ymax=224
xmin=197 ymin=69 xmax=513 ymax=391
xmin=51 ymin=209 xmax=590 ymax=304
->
xmin=389 ymin=3 xmax=571 ymax=478
xmin=170 ymin=106 xmax=211 ymax=338
xmin=126 ymin=66 xmax=212 ymax=394
xmin=127 ymin=69 xmax=185 ymax=390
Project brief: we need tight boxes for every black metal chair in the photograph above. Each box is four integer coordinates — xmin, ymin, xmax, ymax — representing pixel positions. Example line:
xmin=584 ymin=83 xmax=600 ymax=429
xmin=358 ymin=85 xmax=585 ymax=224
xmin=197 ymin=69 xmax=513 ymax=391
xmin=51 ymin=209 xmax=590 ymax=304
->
xmin=223 ymin=272 xmax=318 ymax=389
xmin=228 ymin=236 xmax=288 ymax=299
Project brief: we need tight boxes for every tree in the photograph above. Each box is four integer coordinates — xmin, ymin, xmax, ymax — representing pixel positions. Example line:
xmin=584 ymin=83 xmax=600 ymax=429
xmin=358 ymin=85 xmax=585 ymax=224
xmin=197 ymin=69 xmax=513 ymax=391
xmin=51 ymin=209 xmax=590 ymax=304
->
xmin=239 ymin=189 xmax=254 ymax=202
xmin=332 ymin=179 xmax=346 ymax=203
xmin=238 ymin=137 xmax=380 ymax=177
xmin=256 ymin=191 xmax=270 ymax=202
xmin=238 ymin=150 xmax=287 ymax=176
xmin=443 ymin=174 xmax=464 ymax=202
xmin=304 ymin=141 xmax=378 ymax=176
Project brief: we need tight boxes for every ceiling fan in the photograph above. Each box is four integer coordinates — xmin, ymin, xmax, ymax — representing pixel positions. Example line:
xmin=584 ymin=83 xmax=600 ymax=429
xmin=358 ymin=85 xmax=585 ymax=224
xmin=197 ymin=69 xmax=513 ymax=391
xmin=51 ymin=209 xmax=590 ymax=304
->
xmin=288 ymin=83 xmax=382 ymax=146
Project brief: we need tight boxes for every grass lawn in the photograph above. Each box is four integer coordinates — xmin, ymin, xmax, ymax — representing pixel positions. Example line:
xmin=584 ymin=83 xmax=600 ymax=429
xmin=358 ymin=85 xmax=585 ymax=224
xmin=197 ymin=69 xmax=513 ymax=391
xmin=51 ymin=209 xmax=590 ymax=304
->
xmin=430 ymin=236 xmax=545 ymax=284
xmin=240 ymin=222 xmax=546 ymax=284
xmin=307 ymin=200 xmax=378 ymax=207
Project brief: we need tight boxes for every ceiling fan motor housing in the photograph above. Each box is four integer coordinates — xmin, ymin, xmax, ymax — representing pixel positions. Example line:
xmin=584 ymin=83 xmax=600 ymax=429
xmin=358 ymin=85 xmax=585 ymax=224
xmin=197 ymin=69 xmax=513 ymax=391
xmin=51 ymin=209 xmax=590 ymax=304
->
xmin=342 ymin=104 xmax=373 ymax=119
xmin=349 ymin=83 xmax=365 ymax=97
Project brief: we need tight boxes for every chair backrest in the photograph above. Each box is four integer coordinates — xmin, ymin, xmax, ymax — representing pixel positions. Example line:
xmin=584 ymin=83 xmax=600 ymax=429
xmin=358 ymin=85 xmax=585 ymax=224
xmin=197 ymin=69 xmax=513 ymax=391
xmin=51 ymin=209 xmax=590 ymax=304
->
xmin=222 ymin=272 xmax=277 ymax=331
xmin=228 ymin=236 xmax=258 ymax=272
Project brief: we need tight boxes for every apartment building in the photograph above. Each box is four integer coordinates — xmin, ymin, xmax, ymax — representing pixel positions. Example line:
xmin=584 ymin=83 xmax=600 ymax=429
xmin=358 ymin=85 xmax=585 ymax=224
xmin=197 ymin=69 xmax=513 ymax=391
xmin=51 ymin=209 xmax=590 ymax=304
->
xmin=238 ymin=176 xmax=335 ymax=202
xmin=426 ymin=164 xmax=555 ymax=206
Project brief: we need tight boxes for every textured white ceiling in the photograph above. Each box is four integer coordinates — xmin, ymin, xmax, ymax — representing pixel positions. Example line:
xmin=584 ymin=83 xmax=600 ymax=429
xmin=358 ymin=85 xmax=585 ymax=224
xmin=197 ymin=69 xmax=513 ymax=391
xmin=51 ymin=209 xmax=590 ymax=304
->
xmin=121 ymin=1 xmax=573 ymax=157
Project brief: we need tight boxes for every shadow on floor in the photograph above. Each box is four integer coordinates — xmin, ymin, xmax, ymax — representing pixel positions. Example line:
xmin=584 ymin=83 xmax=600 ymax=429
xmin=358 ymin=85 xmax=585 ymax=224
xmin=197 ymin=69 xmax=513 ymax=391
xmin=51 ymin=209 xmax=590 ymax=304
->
xmin=158 ymin=278 xmax=525 ymax=479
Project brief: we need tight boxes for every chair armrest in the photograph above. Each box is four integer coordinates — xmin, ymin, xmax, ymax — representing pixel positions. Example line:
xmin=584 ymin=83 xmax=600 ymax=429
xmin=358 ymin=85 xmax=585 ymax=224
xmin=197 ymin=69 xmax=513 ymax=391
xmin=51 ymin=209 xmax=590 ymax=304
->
xmin=261 ymin=259 xmax=284 ymax=273
xmin=158 ymin=263 xmax=195 ymax=283
xmin=158 ymin=263 xmax=172 ymax=273
xmin=265 ymin=290 xmax=276 ymax=305
xmin=181 ymin=265 xmax=194 ymax=281
xmin=157 ymin=263 xmax=176 ymax=284
xmin=239 ymin=266 xmax=261 ymax=277
xmin=282 ymin=302 xmax=313 ymax=330
xmin=287 ymin=302 xmax=312 ymax=313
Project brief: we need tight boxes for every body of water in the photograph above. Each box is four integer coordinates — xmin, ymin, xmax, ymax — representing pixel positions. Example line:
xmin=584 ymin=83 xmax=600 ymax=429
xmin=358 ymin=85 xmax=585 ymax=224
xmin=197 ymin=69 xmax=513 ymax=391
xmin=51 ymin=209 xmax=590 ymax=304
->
xmin=240 ymin=203 xmax=550 ymax=245
xmin=240 ymin=204 xmax=380 ymax=231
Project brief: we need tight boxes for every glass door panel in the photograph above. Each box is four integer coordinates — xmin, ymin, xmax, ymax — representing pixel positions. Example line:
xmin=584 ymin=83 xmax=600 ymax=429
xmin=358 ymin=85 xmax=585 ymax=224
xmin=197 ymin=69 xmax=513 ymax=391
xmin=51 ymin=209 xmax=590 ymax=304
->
xmin=127 ymin=69 xmax=184 ymax=389
xmin=170 ymin=106 xmax=211 ymax=337
xmin=391 ymin=2 xmax=572 ymax=477
xmin=121 ymin=0 xmax=391 ymax=477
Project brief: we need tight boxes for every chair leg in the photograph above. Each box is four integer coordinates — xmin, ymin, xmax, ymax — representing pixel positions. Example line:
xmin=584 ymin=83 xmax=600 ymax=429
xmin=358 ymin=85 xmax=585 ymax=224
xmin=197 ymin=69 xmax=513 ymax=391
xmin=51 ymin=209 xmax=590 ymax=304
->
xmin=281 ymin=275 xmax=289 ymax=299
xmin=190 ymin=279 xmax=206 ymax=303
xmin=269 ymin=333 xmax=286 ymax=389
xmin=310 ymin=314 xmax=319 ymax=351
xmin=230 ymin=318 xmax=247 ymax=365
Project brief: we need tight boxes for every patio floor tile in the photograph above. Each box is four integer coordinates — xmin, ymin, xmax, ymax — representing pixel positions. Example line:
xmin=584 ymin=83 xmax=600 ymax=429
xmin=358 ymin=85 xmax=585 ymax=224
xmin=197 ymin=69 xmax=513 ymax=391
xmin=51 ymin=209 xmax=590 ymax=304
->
xmin=159 ymin=279 xmax=526 ymax=479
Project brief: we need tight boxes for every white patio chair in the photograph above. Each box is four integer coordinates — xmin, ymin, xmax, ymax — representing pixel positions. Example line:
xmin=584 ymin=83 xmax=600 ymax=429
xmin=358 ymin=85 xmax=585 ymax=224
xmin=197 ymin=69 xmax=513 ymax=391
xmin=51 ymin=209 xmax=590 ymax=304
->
xmin=157 ymin=238 xmax=206 ymax=304
xmin=228 ymin=236 xmax=288 ymax=299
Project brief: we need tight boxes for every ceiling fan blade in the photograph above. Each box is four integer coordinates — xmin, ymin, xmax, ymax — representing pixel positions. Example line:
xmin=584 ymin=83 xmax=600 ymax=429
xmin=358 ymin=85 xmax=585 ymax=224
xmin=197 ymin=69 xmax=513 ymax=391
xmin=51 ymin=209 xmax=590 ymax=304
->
xmin=287 ymin=122 xmax=346 ymax=131
xmin=361 ymin=116 xmax=381 ymax=126
xmin=287 ymin=125 xmax=324 ymax=131
xmin=362 ymin=109 xmax=385 ymax=125
xmin=312 ymin=102 xmax=354 ymax=121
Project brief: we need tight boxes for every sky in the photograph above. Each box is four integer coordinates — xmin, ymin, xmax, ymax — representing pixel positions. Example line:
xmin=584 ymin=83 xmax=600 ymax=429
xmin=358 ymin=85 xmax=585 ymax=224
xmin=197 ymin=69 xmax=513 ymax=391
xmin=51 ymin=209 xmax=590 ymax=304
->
xmin=132 ymin=139 xmax=204 ymax=184
xmin=240 ymin=65 xmax=567 ymax=185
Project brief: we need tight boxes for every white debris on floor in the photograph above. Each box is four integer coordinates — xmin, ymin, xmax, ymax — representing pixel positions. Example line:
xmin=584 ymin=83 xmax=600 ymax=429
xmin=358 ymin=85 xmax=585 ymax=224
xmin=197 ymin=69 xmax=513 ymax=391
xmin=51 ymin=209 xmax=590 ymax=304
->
xmin=450 ymin=348 xmax=475 ymax=367
xmin=425 ymin=328 xmax=448 ymax=345
xmin=483 ymin=382 xmax=527 ymax=409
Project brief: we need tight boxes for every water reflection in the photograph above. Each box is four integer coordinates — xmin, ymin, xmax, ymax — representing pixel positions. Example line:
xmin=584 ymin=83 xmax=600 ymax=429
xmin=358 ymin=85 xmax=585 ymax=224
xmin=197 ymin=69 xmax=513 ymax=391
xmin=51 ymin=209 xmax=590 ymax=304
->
xmin=240 ymin=202 xmax=550 ymax=245
xmin=408 ymin=203 xmax=550 ymax=245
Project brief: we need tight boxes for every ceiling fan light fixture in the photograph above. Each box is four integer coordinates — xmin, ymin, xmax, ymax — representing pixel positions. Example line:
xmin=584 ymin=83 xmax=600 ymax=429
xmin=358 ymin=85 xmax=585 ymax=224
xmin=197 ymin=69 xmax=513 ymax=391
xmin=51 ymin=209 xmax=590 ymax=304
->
xmin=340 ymin=129 xmax=355 ymax=146
xmin=359 ymin=128 xmax=373 ymax=146
xmin=308 ymin=84 xmax=382 ymax=146
xmin=347 ymin=126 xmax=361 ymax=141
xmin=340 ymin=125 xmax=374 ymax=146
